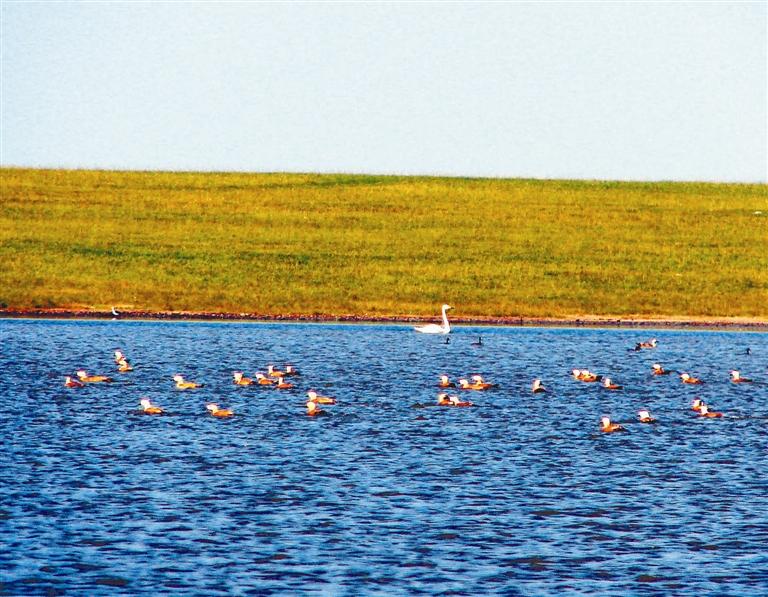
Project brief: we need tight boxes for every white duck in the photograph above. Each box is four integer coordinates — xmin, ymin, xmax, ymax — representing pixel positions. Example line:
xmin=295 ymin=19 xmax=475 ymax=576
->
xmin=414 ymin=304 xmax=453 ymax=334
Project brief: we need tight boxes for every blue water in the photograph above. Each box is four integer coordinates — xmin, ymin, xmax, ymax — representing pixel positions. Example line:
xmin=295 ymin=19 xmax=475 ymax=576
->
xmin=1 ymin=320 xmax=767 ymax=596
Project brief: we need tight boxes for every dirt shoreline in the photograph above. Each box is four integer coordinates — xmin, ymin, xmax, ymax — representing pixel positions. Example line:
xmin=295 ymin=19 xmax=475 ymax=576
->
xmin=1 ymin=308 xmax=767 ymax=330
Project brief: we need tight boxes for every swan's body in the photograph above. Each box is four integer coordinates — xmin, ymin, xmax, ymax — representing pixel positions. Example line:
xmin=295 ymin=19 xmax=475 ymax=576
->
xmin=414 ymin=304 xmax=452 ymax=334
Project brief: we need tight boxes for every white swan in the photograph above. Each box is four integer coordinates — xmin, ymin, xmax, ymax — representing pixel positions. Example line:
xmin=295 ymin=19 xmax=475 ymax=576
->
xmin=414 ymin=304 xmax=453 ymax=334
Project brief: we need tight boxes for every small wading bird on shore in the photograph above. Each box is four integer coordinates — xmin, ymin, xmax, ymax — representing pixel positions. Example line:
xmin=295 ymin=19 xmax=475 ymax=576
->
xmin=414 ymin=304 xmax=452 ymax=334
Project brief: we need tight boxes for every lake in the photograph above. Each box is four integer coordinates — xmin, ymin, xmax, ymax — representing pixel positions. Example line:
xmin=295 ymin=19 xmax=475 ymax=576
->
xmin=1 ymin=320 xmax=766 ymax=595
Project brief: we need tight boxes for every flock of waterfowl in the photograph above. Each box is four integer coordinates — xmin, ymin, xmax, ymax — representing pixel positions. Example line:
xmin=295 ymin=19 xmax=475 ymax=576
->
xmin=64 ymin=349 xmax=337 ymax=417
xmin=62 ymin=331 xmax=759 ymax=431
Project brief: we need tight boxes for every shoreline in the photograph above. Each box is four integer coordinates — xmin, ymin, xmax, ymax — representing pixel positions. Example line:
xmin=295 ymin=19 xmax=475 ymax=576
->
xmin=1 ymin=308 xmax=767 ymax=331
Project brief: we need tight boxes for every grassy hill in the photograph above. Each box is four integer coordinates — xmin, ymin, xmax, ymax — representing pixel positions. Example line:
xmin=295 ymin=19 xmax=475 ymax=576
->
xmin=1 ymin=168 xmax=766 ymax=318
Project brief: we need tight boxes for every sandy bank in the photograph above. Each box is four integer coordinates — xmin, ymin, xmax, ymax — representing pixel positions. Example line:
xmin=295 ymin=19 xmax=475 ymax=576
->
xmin=1 ymin=308 xmax=766 ymax=330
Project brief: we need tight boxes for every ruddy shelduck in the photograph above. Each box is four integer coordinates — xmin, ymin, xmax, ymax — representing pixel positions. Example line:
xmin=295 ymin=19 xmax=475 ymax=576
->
xmin=173 ymin=374 xmax=202 ymax=389
xmin=139 ymin=398 xmax=164 ymax=415
xmin=76 ymin=370 xmax=113 ymax=383
xmin=532 ymin=379 xmax=546 ymax=393
xmin=206 ymin=403 xmax=233 ymax=418
xmin=306 ymin=390 xmax=336 ymax=405
xmin=729 ymin=370 xmax=752 ymax=383
xmin=233 ymin=371 xmax=254 ymax=386
xmin=680 ymin=373 xmax=702 ymax=385
xmin=600 ymin=416 xmax=625 ymax=433
xmin=637 ymin=409 xmax=656 ymax=423
xmin=64 ymin=376 xmax=84 ymax=388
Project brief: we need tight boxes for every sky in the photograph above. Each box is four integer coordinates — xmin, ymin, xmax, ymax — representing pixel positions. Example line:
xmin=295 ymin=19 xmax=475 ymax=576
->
xmin=1 ymin=1 xmax=766 ymax=182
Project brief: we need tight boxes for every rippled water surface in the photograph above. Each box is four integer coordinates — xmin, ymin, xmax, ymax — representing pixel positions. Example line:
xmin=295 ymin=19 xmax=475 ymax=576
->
xmin=1 ymin=320 xmax=767 ymax=596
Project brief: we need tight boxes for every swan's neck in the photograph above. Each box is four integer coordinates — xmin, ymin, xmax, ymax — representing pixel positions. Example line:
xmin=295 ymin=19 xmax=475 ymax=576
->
xmin=441 ymin=306 xmax=450 ymax=331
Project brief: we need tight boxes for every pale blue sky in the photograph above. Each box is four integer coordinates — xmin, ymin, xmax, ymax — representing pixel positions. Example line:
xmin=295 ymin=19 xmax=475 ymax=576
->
xmin=2 ymin=1 xmax=766 ymax=182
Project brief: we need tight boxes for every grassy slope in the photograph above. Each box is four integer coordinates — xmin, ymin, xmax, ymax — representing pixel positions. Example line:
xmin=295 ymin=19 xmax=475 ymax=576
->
xmin=1 ymin=168 xmax=766 ymax=318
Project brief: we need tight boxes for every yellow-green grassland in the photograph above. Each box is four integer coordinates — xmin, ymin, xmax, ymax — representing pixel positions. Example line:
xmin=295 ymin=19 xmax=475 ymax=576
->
xmin=1 ymin=168 xmax=766 ymax=320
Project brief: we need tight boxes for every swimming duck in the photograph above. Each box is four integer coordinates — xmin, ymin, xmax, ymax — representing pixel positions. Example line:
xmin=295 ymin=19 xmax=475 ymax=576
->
xmin=267 ymin=365 xmax=285 ymax=378
xmin=233 ymin=371 xmax=254 ymax=386
xmin=458 ymin=377 xmax=491 ymax=391
xmin=637 ymin=409 xmax=656 ymax=423
xmin=254 ymin=373 xmax=275 ymax=385
xmin=680 ymin=373 xmax=703 ymax=385
xmin=602 ymin=377 xmax=622 ymax=390
xmin=116 ymin=358 xmax=133 ymax=372
xmin=139 ymin=398 xmax=164 ymax=415
xmin=64 ymin=376 xmax=84 ymax=388
xmin=306 ymin=401 xmax=324 ymax=416
xmin=173 ymin=374 xmax=202 ymax=389
xmin=437 ymin=393 xmax=473 ymax=407
xmin=573 ymin=369 xmax=601 ymax=382
xmin=652 ymin=363 xmax=672 ymax=376
xmin=206 ymin=403 xmax=233 ymax=418
xmin=438 ymin=375 xmax=456 ymax=388
xmin=600 ymin=416 xmax=625 ymax=433
xmin=284 ymin=365 xmax=300 ymax=376
xmin=275 ymin=376 xmax=293 ymax=390
xmin=531 ymin=379 xmax=546 ymax=393
xmin=638 ymin=338 xmax=658 ymax=349
xmin=113 ymin=350 xmax=125 ymax=364
xmin=306 ymin=390 xmax=336 ymax=405
xmin=76 ymin=370 xmax=113 ymax=383
xmin=698 ymin=404 xmax=723 ymax=418
xmin=471 ymin=374 xmax=495 ymax=389
xmin=729 ymin=370 xmax=752 ymax=383
xmin=691 ymin=398 xmax=705 ymax=413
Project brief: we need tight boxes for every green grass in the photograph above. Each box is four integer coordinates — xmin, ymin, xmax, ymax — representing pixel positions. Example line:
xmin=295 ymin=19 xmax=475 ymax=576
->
xmin=1 ymin=168 xmax=766 ymax=318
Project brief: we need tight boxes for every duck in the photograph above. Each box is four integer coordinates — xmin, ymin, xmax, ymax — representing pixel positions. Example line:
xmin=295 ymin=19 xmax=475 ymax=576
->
xmin=284 ymin=365 xmax=300 ymax=376
xmin=531 ymin=379 xmax=546 ymax=393
xmin=638 ymin=338 xmax=658 ymax=349
xmin=254 ymin=373 xmax=275 ymax=385
xmin=691 ymin=398 xmax=705 ymax=413
xmin=438 ymin=375 xmax=456 ymax=388
xmin=437 ymin=393 xmax=473 ymax=407
xmin=306 ymin=390 xmax=336 ymax=405
xmin=76 ymin=370 xmax=113 ymax=383
xmin=173 ymin=374 xmax=202 ymax=389
xmin=206 ymin=403 xmax=233 ymax=418
xmin=275 ymin=376 xmax=293 ymax=390
xmin=64 ymin=376 xmax=84 ymax=388
xmin=680 ymin=373 xmax=703 ymax=385
xmin=113 ymin=350 xmax=126 ymax=364
xmin=573 ymin=369 xmax=601 ymax=382
xmin=458 ymin=376 xmax=492 ymax=391
xmin=637 ymin=409 xmax=656 ymax=423
xmin=116 ymin=358 xmax=133 ymax=373
xmin=651 ymin=363 xmax=672 ymax=376
xmin=267 ymin=365 xmax=285 ymax=378
xmin=306 ymin=401 xmax=324 ymax=416
xmin=414 ymin=304 xmax=452 ymax=334
xmin=729 ymin=370 xmax=752 ymax=383
xmin=602 ymin=377 xmax=622 ymax=390
xmin=698 ymin=404 xmax=723 ymax=418
xmin=233 ymin=371 xmax=254 ymax=385
xmin=600 ymin=416 xmax=625 ymax=433
xmin=139 ymin=398 xmax=164 ymax=415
